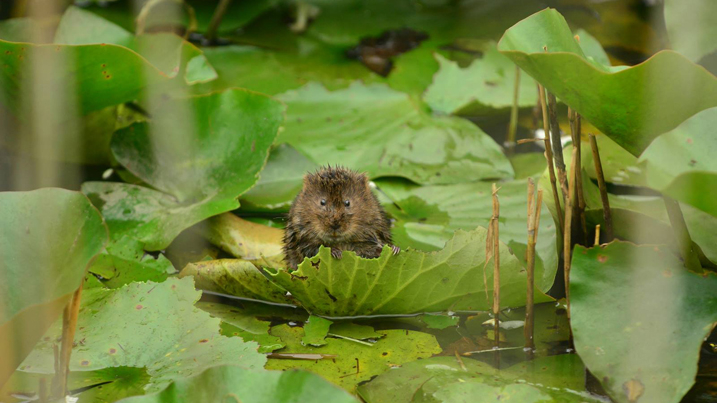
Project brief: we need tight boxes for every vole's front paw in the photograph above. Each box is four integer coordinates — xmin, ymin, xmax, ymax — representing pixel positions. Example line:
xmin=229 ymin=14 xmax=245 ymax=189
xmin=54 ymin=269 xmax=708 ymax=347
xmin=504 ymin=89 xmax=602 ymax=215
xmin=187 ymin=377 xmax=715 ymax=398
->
xmin=390 ymin=244 xmax=401 ymax=255
xmin=331 ymin=248 xmax=343 ymax=259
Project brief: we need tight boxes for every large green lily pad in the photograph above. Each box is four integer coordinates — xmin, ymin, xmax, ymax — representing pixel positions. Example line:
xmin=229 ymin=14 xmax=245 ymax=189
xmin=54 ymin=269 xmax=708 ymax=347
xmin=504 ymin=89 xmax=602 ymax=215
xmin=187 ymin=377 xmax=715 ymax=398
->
xmin=357 ymin=355 xmax=602 ymax=403
xmin=424 ymin=42 xmax=537 ymax=115
xmin=240 ymin=144 xmax=318 ymax=211
xmin=640 ymin=107 xmax=717 ymax=218
xmin=570 ymin=242 xmax=717 ymax=403
xmin=376 ymin=178 xmax=558 ymax=293
xmin=19 ymin=277 xmax=265 ymax=394
xmin=266 ymin=324 xmax=442 ymax=393
xmin=268 ymin=227 xmax=552 ymax=316
xmin=664 ymin=0 xmax=717 ymax=62
xmin=0 ymin=37 xmax=169 ymax=116
xmin=0 ymin=189 xmax=108 ymax=388
xmin=83 ymin=88 xmax=284 ymax=250
xmin=117 ymin=365 xmax=359 ymax=403
xmin=498 ymin=8 xmax=717 ymax=156
xmin=276 ymin=82 xmax=514 ymax=184
xmin=196 ymin=301 xmax=285 ymax=353
xmin=179 ymin=259 xmax=290 ymax=304
xmin=54 ymin=6 xmax=216 ymax=85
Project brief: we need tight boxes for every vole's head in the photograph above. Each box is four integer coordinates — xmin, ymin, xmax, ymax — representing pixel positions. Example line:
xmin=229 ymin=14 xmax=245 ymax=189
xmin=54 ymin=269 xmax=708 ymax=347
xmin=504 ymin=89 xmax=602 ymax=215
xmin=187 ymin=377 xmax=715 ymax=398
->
xmin=294 ymin=166 xmax=380 ymax=243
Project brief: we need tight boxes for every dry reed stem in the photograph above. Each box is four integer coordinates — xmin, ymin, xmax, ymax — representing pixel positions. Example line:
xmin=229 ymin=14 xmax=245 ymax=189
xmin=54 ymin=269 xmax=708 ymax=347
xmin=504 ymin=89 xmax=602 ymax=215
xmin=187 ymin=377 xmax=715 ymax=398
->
xmin=54 ymin=284 xmax=83 ymax=397
xmin=537 ymin=84 xmax=564 ymax=230
xmin=491 ymin=183 xmax=501 ymax=347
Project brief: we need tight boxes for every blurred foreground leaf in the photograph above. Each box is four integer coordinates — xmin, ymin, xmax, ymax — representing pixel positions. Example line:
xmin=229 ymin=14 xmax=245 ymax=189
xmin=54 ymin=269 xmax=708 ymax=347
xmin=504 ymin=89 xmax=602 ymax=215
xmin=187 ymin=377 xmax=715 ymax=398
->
xmin=571 ymin=242 xmax=717 ymax=403
xmin=358 ymin=355 xmax=602 ymax=403
xmin=117 ymin=365 xmax=359 ymax=403
xmin=0 ymin=189 xmax=108 ymax=388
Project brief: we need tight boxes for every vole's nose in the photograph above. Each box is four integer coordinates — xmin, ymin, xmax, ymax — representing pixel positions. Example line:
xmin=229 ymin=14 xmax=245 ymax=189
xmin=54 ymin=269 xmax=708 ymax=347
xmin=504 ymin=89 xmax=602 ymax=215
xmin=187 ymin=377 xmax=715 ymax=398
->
xmin=330 ymin=222 xmax=341 ymax=231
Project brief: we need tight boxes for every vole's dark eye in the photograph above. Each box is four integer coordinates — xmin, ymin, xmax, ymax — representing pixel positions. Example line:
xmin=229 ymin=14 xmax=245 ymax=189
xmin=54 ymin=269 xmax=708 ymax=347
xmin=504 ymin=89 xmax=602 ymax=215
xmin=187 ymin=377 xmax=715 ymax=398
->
xmin=320 ymin=199 xmax=326 ymax=206
xmin=344 ymin=200 xmax=350 ymax=207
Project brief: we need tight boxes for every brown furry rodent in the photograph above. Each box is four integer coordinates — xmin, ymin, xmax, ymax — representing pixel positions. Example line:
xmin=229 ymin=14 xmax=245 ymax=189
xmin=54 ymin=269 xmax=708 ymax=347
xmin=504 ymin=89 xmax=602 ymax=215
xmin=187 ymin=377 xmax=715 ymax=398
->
xmin=283 ymin=166 xmax=400 ymax=269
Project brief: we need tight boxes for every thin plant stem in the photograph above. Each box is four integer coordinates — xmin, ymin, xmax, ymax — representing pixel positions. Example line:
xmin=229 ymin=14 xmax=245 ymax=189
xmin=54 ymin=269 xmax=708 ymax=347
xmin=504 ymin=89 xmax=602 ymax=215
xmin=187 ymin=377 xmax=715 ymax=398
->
xmin=549 ymin=92 xmax=568 ymax=203
xmin=570 ymin=110 xmax=587 ymax=245
xmin=663 ymin=196 xmax=702 ymax=272
xmin=537 ymin=84 xmax=564 ymax=230
xmin=588 ymin=134 xmax=613 ymax=241
xmin=53 ymin=284 xmax=83 ymax=397
xmin=564 ymin=146 xmax=578 ymax=319
xmin=491 ymin=183 xmax=500 ymax=347
xmin=525 ymin=180 xmax=542 ymax=353
xmin=506 ymin=65 xmax=521 ymax=155
xmin=205 ymin=0 xmax=233 ymax=43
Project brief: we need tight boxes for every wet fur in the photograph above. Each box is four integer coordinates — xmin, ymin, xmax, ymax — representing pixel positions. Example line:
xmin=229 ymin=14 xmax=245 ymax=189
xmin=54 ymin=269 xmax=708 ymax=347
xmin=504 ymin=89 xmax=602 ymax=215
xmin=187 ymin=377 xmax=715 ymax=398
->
xmin=283 ymin=166 xmax=392 ymax=268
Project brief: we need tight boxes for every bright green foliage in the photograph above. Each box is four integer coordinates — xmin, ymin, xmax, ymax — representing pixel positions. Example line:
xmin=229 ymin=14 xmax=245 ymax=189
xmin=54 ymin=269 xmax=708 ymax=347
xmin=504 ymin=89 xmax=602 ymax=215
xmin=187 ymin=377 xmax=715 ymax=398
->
xmin=54 ymin=6 xmax=216 ymax=84
xmin=376 ymin=178 xmax=558 ymax=292
xmin=116 ymin=365 xmax=359 ymax=403
xmin=302 ymin=316 xmax=333 ymax=346
xmin=640 ymin=107 xmax=717 ymax=218
xmin=571 ymin=242 xmax=717 ymax=403
xmin=0 ymin=189 xmax=108 ymax=388
xmin=83 ymin=88 xmax=284 ymax=250
xmin=0 ymin=40 xmax=167 ymax=115
xmin=180 ymin=259 xmax=290 ymax=304
xmin=241 ymin=144 xmax=318 ymax=211
xmin=664 ymin=0 xmax=717 ymax=62
xmin=268 ymin=228 xmax=552 ymax=316
xmin=498 ymin=8 xmax=717 ymax=156
xmin=266 ymin=324 xmax=442 ymax=392
xmin=90 ymin=236 xmax=175 ymax=288
xmin=196 ymin=301 xmax=285 ymax=353
xmin=329 ymin=322 xmax=382 ymax=340
xmin=424 ymin=43 xmax=537 ymax=115
xmin=358 ymin=355 xmax=601 ymax=403
xmin=19 ymin=278 xmax=266 ymax=394
xmin=276 ymin=82 xmax=514 ymax=184
xmin=1 ymin=366 xmax=150 ymax=403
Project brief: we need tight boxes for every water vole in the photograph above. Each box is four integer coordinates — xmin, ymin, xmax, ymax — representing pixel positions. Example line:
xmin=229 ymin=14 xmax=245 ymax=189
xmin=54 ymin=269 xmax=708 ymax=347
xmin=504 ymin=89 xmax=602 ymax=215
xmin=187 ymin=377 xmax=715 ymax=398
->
xmin=283 ymin=166 xmax=399 ymax=269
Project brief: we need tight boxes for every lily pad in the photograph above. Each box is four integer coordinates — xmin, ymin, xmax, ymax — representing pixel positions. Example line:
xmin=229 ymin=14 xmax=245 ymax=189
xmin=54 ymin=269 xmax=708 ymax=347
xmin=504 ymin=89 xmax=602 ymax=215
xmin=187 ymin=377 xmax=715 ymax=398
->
xmin=196 ymin=301 xmax=285 ymax=353
xmin=268 ymin=227 xmax=552 ymax=316
xmin=640 ymin=107 xmax=717 ymax=218
xmin=357 ymin=355 xmax=601 ymax=403
xmin=202 ymin=213 xmax=284 ymax=265
xmin=0 ymin=39 xmax=167 ymax=115
xmin=19 ymin=277 xmax=266 ymax=394
xmin=376 ymin=178 xmax=558 ymax=293
xmin=570 ymin=241 xmax=717 ymax=403
xmin=83 ymin=88 xmax=284 ymax=250
xmin=179 ymin=259 xmax=290 ymax=304
xmin=266 ymin=324 xmax=442 ymax=393
xmin=116 ymin=365 xmax=359 ymax=403
xmin=0 ymin=189 xmax=108 ymax=388
xmin=89 ymin=236 xmax=175 ymax=288
xmin=498 ymin=8 xmax=717 ymax=156
xmin=664 ymin=0 xmax=717 ymax=62
xmin=240 ymin=144 xmax=319 ymax=211
xmin=54 ymin=6 xmax=216 ymax=85
xmin=276 ymin=82 xmax=514 ymax=184
xmin=424 ymin=42 xmax=537 ymax=115
xmin=302 ymin=316 xmax=333 ymax=347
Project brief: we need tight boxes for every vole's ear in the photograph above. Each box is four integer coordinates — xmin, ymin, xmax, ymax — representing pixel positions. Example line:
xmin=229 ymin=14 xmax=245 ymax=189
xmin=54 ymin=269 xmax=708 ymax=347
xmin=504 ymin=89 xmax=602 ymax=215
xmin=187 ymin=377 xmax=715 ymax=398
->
xmin=360 ymin=172 xmax=371 ymax=187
